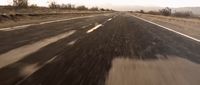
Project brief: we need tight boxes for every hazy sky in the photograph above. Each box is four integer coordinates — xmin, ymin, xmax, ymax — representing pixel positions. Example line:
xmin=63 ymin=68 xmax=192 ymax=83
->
xmin=1 ymin=0 xmax=200 ymax=8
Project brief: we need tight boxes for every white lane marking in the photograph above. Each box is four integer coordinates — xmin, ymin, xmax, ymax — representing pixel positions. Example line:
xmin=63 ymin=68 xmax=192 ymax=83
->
xmin=82 ymin=26 xmax=88 ymax=28
xmin=103 ymin=18 xmax=113 ymax=24
xmin=86 ymin=24 xmax=102 ymax=33
xmin=132 ymin=15 xmax=200 ymax=43
xmin=67 ymin=39 xmax=77 ymax=45
xmin=107 ymin=18 xmax=112 ymax=21
xmin=46 ymin=56 xmax=58 ymax=64
xmin=0 ymin=30 xmax=76 ymax=69
xmin=0 ymin=15 xmax=98 ymax=31
xmin=81 ymin=24 xmax=92 ymax=29
xmin=113 ymin=15 xmax=117 ymax=18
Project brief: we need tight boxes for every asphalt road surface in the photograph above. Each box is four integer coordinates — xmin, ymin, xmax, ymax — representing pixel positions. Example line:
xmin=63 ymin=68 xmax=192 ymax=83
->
xmin=0 ymin=12 xmax=200 ymax=85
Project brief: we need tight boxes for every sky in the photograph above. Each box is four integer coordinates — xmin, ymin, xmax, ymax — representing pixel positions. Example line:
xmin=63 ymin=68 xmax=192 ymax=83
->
xmin=1 ymin=0 xmax=200 ymax=9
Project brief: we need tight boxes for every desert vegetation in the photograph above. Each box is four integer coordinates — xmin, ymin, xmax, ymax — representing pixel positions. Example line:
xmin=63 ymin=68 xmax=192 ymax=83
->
xmin=159 ymin=7 xmax=172 ymax=16
xmin=137 ymin=7 xmax=195 ymax=18
xmin=0 ymin=0 xmax=113 ymax=15
xmin=0 ymin=0 xmax=113 ymax=28
xmin=48 ymin=2 xmax=112 ymax=11
xmin=10 ymin=0 xmax=111 ymax=11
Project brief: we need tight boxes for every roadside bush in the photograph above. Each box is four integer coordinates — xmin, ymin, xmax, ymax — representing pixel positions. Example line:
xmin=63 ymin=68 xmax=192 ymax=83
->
xmin=60 ymin=4 xmax=75 ymax=10
xmin=29 ymin=4 xmax=38 ymax=8
xmin=100 ymin=8 xmax=105 ymax=11
xmin=159 ymin=7 xmax=171 ymax=16
xmin=139 ymin=10 xmax=144 ymax=13
xmin=147 ymin=11 xmax=161 ymax=15
xmin=105 ymin=9 xmax=111 ymax=11
xmin=47 ymin=2 xmax=112 ymax=11
xmin=90 ymin=7 xmax=99 ymax=11
xmin=49 ymin=2 xmax=76 ymax=10
xmin=49 ymin=2 xmax=60 ymax=9
xmin=76 ymin=6 xmax=88 ymax=10
xmin=173 ymin=11 xmax=193 ymax=17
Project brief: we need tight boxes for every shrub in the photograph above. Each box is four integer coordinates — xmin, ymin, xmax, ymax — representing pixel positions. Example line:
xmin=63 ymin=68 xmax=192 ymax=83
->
xmin=139 ymin=10 xmax=144 ymax=13
xmin=105 ymin=9 xmax=111 ymax=11
xmin=159 ymin=7 xmax=171 ymax=16
xmin=100 ymin=8 xmax=105 ymax=11
xmin=60 ymin=4 xmax=75 ymax=10
xmin=49 ymin=2 xmax=60 ymax=9
xmin=76 ymin=5 xmax=88 ymax=10
xmin=29 ymin=4 xmax=38 ymax=8
xmin=147 ymin=11 xmax=161 ymax=15
xmin=90 ymin=7 xmax=99 ymax=11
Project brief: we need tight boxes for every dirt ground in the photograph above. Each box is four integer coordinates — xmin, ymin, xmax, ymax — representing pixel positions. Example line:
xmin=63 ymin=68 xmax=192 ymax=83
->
xmin=132 ymin=13 xmax=200 ymax=39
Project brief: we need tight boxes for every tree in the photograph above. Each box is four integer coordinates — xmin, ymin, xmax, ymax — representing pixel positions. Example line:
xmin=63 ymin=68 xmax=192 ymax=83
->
xmin=13 ymin=0 xmax=28 ymax=8
xmin=159 ymin=7 xmax=171 ymax=16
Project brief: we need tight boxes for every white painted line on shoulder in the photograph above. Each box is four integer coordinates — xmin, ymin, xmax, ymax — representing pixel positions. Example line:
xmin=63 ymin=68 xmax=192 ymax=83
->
xmin=0 ymin=15 xmax=98 ymax=31
xmin=132 ymin=15 xmax=200 ymax=43
xmin=86 ymin=24 xmax=102 ymax=33
xmin=39 ymin=15 xmax=96 ymax=25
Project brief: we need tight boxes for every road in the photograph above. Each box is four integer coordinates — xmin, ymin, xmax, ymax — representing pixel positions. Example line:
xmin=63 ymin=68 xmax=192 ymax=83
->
xmin=0 ymin=12 xmax=200 ymax=85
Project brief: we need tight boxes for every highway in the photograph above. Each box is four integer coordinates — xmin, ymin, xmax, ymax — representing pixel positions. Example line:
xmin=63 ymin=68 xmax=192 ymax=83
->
xmin=0 ymin=12 xmax=200 ymax=85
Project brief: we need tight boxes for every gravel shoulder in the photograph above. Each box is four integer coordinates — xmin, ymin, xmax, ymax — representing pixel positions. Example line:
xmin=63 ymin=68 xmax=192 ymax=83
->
xmin=0 ymin=12 xmax=110 ymax=28
xmin=132 ymin=13 xmax=200 ymax=39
